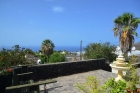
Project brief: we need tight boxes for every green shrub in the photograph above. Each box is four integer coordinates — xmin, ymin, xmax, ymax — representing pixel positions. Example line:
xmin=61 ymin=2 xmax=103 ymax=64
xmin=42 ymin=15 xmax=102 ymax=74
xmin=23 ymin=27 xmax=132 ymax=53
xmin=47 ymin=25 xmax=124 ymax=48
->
xmin=25 ymin=48 xmax=36 ymax=55
xmin=84 ymin=42 xmax=117 ymax=62
xmin=123 ymin=55 xmax=140 ymax=91
xmin=102 ymin=78 xmax=127 ymax=93
xmin=76 ymin=76 xmax=104 ymax=93
xmin=49 ymin=52 xmax=65 ymax=63
xmin=76 ymin=77 xmax=127 ymax=93
xmin=39 ymin=54 xmax=48 ymax=64
xmin=0 ymin=45 xmax=27 ymax=68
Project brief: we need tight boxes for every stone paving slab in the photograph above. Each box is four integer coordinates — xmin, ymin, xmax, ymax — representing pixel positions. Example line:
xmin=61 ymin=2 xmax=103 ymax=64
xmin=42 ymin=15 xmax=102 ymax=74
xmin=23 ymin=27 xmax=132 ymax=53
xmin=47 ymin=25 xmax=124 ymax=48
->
xmin=39 ymin=69 xmax=117 ymax=93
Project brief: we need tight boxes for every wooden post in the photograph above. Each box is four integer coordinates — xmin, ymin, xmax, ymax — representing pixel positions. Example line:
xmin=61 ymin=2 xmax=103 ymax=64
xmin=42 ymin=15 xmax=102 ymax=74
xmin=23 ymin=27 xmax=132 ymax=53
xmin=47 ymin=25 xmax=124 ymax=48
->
xmin=80 ymin=40 xmax=82 ymax=60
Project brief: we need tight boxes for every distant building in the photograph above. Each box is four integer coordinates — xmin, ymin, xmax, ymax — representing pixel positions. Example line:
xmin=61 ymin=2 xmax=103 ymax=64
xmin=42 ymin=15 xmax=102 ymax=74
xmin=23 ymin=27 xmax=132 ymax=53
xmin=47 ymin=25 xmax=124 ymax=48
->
xmin=115 ymin=46 xmax=140 ymax=56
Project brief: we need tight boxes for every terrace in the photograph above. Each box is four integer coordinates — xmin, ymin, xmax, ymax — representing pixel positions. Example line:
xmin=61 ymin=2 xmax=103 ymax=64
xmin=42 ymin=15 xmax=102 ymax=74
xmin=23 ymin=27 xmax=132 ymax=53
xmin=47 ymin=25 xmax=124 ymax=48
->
xmin=4 ymin=58 xmax=140 ymax=93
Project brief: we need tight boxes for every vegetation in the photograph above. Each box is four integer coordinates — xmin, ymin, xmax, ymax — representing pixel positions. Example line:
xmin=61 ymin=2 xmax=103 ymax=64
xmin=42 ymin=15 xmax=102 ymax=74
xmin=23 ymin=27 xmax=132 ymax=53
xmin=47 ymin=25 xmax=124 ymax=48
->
xmin=76 ymin=76 xmax=103 ymax=93
xmin=77 ymin=55 xmax=140 ymax=93
xmin=76 ymin=77 xmax=127 ymax=93
xmin=49 ymin=52 xmax=65 ymax=63
xmin=25 ymin=48 xmax=36 ymax=55
xmin=0 ymin=45 xmax=26 ymax=70
xmin=0 ymin=45 xmax=39 ymax=70
xmin=38 ymin=54 xmax=48 ymax=64
xmin=102 ymin=78 xmax=127 ymax=93
xmin=124 ymin=55 xmax=140 ymax=91
xmin=84 ymin=42 xmax=117 ymax=62
xmin=113 ymin=12 xmax=140 ymax=59
xmin=0 ymin=45 xmax=30 ymax=75
xmin=41 ymin=39 xmax=55 ymax=62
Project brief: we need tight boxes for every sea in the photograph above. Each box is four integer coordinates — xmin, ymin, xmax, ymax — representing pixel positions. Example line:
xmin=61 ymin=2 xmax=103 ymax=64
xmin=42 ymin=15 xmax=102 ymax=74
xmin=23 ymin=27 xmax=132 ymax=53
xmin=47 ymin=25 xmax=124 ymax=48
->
xmin=0 ymin=46 xmax=86 ymax=52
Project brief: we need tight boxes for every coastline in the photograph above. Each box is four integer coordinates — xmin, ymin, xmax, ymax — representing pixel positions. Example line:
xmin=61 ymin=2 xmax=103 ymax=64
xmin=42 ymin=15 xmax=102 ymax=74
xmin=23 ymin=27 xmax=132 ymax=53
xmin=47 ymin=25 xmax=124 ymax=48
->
xmin=0 ymin=46 xmax=85 ymax=52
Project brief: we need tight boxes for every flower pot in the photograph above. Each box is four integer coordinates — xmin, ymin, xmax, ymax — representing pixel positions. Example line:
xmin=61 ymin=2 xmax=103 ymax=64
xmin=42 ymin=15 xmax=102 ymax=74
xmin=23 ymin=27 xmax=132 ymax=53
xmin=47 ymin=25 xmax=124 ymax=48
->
xmin=126 ymin=88 xmax=139 ymax=93
xmin=133 ymin=90 xmax=139 ymax=93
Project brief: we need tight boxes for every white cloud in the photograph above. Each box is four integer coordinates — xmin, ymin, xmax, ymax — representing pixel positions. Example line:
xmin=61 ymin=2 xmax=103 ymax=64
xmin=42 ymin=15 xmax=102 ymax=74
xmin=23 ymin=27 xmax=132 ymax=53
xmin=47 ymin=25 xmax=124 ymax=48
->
xmin=52 ymin=6 xmax=64 ymax=13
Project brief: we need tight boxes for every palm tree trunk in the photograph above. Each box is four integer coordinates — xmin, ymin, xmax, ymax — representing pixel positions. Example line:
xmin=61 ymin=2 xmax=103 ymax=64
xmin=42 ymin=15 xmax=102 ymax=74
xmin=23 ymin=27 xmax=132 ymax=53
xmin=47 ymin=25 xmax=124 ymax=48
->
xmin=124 ymin=52 xmax=128 ymax=61
xmin=47 ymin=56 xmax=49 ymax=63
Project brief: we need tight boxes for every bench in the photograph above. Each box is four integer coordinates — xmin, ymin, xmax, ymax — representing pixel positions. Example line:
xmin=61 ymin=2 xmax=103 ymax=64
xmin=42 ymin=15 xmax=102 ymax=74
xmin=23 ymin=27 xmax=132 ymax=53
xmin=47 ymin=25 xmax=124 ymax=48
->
xmin=6 ymin=79 xmax=57 ymax=93
xmin=17 ymin=72 xmax=33 ymax=76
xmin=17 ymin=72 xmax=33 ymax=84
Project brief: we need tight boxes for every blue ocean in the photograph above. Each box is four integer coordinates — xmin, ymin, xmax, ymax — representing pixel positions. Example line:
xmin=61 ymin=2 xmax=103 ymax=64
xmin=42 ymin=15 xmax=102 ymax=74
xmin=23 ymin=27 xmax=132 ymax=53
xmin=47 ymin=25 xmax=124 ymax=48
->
xmin=0 ymin=46 xmax=85 ymax=52
xmin=30 ymin=46 xmax=85 ymax=52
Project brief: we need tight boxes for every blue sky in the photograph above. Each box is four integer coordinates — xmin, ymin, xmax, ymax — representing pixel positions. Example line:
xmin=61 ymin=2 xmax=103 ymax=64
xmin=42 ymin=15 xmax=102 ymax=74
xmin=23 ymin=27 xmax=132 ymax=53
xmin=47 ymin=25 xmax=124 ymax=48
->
xmin=0 ymin=0 xmax=140 ymax=48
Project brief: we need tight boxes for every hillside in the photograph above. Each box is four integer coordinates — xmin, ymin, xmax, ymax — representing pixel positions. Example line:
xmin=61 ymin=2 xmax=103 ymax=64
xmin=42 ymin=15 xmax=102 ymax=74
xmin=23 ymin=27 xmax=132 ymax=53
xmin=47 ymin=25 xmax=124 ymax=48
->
xmin=134 ymin=42 xmax=140 ymax=50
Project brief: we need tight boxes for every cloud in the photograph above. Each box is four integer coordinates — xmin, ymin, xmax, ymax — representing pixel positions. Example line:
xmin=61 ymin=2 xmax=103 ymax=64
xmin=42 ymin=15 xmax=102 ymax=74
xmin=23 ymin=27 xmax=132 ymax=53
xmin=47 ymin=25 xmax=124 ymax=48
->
xmin=52 ymin=6 xmax=64 ymax=13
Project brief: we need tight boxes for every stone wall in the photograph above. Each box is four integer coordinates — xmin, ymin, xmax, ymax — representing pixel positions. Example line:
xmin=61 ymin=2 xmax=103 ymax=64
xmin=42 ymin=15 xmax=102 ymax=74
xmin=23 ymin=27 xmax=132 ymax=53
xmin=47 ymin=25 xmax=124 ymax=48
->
xmin=29 ymin=58 xmax=111 ymax=81
xmin=13 ymin=58 xmax=111 ymax=81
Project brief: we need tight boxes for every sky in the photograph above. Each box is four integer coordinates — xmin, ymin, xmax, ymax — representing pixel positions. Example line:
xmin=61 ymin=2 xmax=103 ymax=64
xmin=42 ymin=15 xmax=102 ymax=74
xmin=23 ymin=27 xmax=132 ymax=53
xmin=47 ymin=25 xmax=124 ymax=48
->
xmin=0 ymin=0 xmax=140 ymax=48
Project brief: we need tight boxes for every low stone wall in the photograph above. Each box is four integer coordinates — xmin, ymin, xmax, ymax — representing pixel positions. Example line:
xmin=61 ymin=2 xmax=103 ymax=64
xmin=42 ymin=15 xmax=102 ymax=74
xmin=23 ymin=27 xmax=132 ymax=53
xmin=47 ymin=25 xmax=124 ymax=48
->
xmin=29 ymin=58 xmax=111 ymax=81
xmin=13 ymin=58 xmax=111 ymax=81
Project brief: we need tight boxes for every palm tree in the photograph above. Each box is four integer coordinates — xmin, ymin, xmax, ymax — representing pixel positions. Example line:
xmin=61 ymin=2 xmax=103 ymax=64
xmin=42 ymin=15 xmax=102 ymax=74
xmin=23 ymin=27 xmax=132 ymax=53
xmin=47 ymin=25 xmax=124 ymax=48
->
xmin=41 ymin=39 xmax=55 ymax=62
xmin=113 ymin=12 xmax=140 ymax=58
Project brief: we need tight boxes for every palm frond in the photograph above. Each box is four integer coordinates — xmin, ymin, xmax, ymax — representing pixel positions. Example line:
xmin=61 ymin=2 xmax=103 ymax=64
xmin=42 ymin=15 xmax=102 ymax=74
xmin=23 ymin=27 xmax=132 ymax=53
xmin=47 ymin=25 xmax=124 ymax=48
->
xmin=132 ymin=31 xmax=138 ymax=37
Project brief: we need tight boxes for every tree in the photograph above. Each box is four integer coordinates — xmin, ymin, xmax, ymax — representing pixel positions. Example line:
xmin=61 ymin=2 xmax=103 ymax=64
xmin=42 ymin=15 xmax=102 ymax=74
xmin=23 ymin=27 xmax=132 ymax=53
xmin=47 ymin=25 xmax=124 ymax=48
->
xmin=41 ymin=39 xmax=55 ymax=62
xmin=113 ymin=12 xmax=140 ymax=58
xmin=49 ymin=52 xmax=65 ymax=63
xmin=84 ymin=42 xmax=117 ymax=62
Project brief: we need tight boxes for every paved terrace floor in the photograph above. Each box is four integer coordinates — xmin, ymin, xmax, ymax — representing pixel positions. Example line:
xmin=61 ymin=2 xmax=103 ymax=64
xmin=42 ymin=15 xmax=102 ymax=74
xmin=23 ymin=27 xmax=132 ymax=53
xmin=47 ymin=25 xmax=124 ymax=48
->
xmin=39 ymin=69 xmax=118 ymax=93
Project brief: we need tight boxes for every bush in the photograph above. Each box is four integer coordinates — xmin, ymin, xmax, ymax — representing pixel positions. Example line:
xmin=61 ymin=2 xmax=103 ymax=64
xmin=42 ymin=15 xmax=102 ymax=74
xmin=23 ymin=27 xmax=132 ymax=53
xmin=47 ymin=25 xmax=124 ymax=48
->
xmin=25 ymin=48 xmax=36 ymax=55
xmin=39 ymin=54 xmax=48 ymax=64
xmin=76 ymin=77 xmax=127 ymax=93
xmin=76 ymin=76 xmax=103 ymax=93
xmin=102 ymin=78 xmax=127 ymax=93
xmin=84 ymin=42 xmax=117 ymax=62
xmin=49 ymin=52 xmax=65 ymax=63
xmin=123 ymin=55 xmax=140 ymax=91
xmin=0 ymin=45 xmax=27 ymax=69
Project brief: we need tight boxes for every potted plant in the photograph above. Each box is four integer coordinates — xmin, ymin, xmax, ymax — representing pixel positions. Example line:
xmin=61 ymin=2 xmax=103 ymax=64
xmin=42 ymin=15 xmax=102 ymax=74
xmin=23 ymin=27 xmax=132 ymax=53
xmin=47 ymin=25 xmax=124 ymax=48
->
xmin=125 ymin=65 xmax=140 ymax=93
xmin=126 ymin=81 xmax=139 ymax=93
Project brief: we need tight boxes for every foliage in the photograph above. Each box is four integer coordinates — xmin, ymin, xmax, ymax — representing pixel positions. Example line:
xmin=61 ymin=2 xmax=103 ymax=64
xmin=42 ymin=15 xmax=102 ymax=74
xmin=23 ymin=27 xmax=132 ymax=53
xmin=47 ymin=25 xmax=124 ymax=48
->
xmin=76 ymin=77 xmax=128 ymax=93
xmin=25 ymin=48 xmax=36 ymax=55
xmin=39 ymin=54 xmax=48 ymax=64
xmin=0 ymin=68 xmax=13 ymax=76
xmin=41 ymin=39 xmax=55 ymax=57
xmin=76 ymin=55 xmax=140 ymax=93
xmin=0 ymin=45 xmax=28 ymax=75
xmin=102 ymin=78 xmax=127 ymax=93
xmin=76 ymin=76 xmax=103 ymax=93
xmin=113 ymin=12 xmax=140 ymax=58
xmin=0 ymin=45 xmax=26 ymax=69
xmin=124 ymin=55 xmax=140 ymax=91
xmin=84 ymin=42 xmax=117 ymax=62
xmin=49 ymin=52 xmax=65 ymax=63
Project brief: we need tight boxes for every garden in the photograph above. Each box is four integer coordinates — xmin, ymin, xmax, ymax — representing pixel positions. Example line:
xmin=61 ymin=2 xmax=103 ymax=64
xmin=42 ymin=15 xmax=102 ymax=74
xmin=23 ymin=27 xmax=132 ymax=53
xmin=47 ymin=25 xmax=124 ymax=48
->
xmin=76 ymin=55 xmax=140 ymax=93
xmin=0 ymin=12 xmax=140 ymax=93
xmin=76 ymin=12 xmax=140 ymax=93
